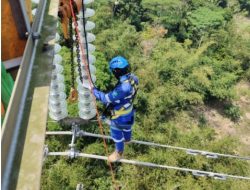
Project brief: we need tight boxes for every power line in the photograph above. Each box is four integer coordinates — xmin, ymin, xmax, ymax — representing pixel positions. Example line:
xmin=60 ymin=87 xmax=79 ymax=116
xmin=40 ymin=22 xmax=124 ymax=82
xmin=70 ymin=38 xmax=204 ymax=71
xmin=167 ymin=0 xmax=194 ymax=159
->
xmin=46 ymin=130 xmax=250 ymax=161
xmin=46 ymin=151 xmax=250 ymax=181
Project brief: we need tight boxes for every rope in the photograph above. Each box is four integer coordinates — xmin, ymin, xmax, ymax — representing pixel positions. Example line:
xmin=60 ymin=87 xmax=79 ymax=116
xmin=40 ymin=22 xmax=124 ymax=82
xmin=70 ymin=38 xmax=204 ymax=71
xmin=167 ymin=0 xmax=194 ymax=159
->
xmin=68 ymin=1 xmax=119 ymax=189
xmin=46 ymin=130 xmax=250 ymax=161
xmin=47 ymin=152 xmax=250 ymax=181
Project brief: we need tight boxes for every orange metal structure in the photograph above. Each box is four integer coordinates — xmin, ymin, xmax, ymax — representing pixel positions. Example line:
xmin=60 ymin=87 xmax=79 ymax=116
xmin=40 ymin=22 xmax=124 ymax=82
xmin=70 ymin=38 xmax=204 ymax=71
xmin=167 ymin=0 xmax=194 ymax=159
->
xmin=1 ymin=0 xmax=31 ymax=61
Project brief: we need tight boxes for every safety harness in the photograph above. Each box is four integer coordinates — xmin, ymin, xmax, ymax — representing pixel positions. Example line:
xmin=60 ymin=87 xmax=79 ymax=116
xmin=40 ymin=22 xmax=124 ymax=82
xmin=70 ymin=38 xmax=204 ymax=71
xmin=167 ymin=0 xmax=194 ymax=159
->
xmin=104 ymin=75 xmax=138 ymax=120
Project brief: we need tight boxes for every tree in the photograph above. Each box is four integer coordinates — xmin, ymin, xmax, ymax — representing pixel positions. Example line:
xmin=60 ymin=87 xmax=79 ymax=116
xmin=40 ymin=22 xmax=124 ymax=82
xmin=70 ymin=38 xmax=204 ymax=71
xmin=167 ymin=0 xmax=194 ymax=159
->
xmin=239 ymin=0 xmax=250 ymax=15
xmin=142 ymin=0 xmax=188 ymax=38
xmin=113 ymin=0 xmax=148 ymax=31
xmin=187 ymin=6 xmax=230 ymax=44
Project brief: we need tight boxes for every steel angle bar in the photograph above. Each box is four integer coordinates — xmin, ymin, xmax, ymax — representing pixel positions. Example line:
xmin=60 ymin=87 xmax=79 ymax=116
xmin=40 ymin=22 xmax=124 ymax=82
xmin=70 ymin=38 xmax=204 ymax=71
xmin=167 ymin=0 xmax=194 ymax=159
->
xmin=45 ymin=130 xmax=250 ymax=161
xmin=1 ymin=0 xmax=55 ymax=189
xmin=47 ymin=152 xmax=250 ymax=181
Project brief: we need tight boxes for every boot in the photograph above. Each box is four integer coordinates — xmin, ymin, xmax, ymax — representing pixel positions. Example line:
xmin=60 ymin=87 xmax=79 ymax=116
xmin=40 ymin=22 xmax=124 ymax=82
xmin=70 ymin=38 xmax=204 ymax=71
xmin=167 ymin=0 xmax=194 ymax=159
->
xmin=108 ymin=151 xmax=123 ymax=162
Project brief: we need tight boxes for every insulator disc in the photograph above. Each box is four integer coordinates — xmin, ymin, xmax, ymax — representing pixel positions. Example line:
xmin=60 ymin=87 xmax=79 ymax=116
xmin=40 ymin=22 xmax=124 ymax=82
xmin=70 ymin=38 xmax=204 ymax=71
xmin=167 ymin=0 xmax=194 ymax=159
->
xmin=49 ymin=110 xmax=68 ymax=121
xmin=77 ymin=82 xmax=91 ymax=91
xmin=32 ymin=0 xmax=40 ymax=4
xmin=53 ymin=54 xmax=63 ymax=64
xmin=49 ymin=92 xmax=67 ymax=101
xmin=32 ymin=9 xmax=37 ymax=16
xmin=49 ymin=101 xmax=67 ymax=113
xmin=51 ymin=73 xmax=65 ymax=83
xmin=76 ymin=76 xmax=96 ymax=88
xmin=50 ymin=82 xmax=65 ymax=92
xmin=78 ymin=91 xmax=92 ymax=99
xmin=80 ymin=64 xmax=96 ymax=72
xmin=74 ymin=32 xmax=95 ymax=43
xmin=85 ymin=21 xmax=95 ymax=31
xmin=82 ymin=33 xmax=95 ymax=43
xmin=74 ymin=43 xmax=96 ymax=55
xmin=55 ymin=33 xmax=60 ymax=42
xmin=75 ymin=67 xmax=96 ymax=76
xmin=77 ymin=21 xmax=95 ymax=32
xmin=79 ymin=109 xmax=96 ymax=120
xmin=54 ymin=43 xmax=61 ymax=54
xmin=82 ymin=74 xmax=96 ymax=83
xmin=52 ymin=63 xmax=63 ymax=74
xmin=74 ymin=53 xmax=96 ymax=65
xmin=88 ymin=54 xmax=96 ymax=64
xmin=83 ymin=0 xmax=94 ymax=5
xmin=76 ymin=22 xmax=84 ymax=31
xmin=84 ymin=43 xmax=96 ymax=53
xmin=79 ymin=8 xmax=95 ymax=18
xmin=78 ymin=93 xmax=94 ymax=101
xmin=49 ymin=104 xmax=67 ymax=113
xmin=78 ymin=101 xmax=94 ymax=108
xmin=81 ymin=63 xmax=96 ymax=73
xmin=49 ymin=96 xmax=67 ymax=105
xmin=78 ymin=104 xmax=94 ymax=112
xmin=75 ymin=68 xmax=96 ymax=79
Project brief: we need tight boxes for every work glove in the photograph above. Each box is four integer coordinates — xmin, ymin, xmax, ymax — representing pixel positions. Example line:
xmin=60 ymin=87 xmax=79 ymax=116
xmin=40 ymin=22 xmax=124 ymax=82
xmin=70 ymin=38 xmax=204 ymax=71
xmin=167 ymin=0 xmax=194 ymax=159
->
xmin=93 ymin=87 xmax=98 ymax=95
xmin=99 ymin=115 xmax=111 ymax=125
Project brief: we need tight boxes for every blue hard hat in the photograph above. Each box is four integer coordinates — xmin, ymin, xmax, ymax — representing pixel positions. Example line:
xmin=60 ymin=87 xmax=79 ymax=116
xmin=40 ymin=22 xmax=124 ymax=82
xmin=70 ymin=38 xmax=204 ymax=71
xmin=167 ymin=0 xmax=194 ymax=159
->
xmin=109 ymin=56 xmax=129 ymax=71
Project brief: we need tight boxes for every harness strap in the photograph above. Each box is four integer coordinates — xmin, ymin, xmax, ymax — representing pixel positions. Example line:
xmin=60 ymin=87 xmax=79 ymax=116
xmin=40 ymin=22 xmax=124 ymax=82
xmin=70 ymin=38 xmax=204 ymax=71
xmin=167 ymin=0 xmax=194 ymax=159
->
xmin=103 ymin=75 xmax=138 ymax=119
xmin=111 ymin=105 xmax=133 ymax=119
xmin=110 ymin=77 xmax=138 ymax=119
xmin=123 ymin=78 xmax=138 ymax=102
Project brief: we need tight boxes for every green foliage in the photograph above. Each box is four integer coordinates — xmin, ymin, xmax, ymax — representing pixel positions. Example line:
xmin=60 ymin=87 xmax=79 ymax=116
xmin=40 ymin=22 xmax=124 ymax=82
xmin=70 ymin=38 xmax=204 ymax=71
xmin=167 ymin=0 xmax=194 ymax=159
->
xmin=224 ymin=104 xmax=241 ymax=121
xmin=93 ymin=52 xmax=112 ymax=91
xmin=142 ymin=0 xmax=188 ymax=37
xmin=92 ymin=2 xmax=113 ymax=31
xmin=239 ymin=0 xmax=250 ymax=15
xmin=114 ymin=0 xmax=147 ymax=31
xmin=187 ymin=6 xmax=229 ymax=42
xmin=95 ymin=20 xmax=141 ymax=61
xmin=59 ymin=46 xmax=72 ymax=96
xmin=246 ymin=68 xmax=250 ymax=81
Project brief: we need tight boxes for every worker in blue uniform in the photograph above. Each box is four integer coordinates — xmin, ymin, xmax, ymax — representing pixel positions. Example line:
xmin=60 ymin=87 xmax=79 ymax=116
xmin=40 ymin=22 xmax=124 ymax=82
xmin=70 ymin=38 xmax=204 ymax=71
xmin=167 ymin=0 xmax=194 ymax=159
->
xmin=93 ymin=56 xmax=139 ymax=162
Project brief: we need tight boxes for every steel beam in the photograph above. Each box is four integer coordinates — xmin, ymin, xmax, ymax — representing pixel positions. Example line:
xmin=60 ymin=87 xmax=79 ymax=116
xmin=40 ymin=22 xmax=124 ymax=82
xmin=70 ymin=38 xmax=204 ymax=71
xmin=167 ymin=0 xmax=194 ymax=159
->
xmin=1 ymin=0 xmax=59 ymax=189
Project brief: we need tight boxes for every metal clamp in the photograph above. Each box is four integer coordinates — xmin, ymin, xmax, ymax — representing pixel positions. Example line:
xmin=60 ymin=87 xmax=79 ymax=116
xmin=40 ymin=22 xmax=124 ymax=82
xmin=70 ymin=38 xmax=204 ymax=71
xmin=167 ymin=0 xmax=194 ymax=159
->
xmin=77 ymin=130 xmax=85 ymax=137
xmin=76 ymin=183 xmax=84 ymax=190
xmin=208 ymin=173 xmax=227 ymax=180
xmin=72 ymin=124 xmax=81 ymax=137
xmin=213 ymin=174 xmax=227 ymax=180
xmin=68 ymin=123 xmax=80 ymax=159
xmin=186 ymin=150 xmax=199 ymax=156
xmin=205 ymin=153 xmax=219 ymax=159
xmin=32 ymin=32 xmax=41 ymax=40
xmin=68 ymin=147 xmax=79 ymax=159
xmin=200 ymin=151 xmax=219 ymax=159
xmin=43 ymin=145 xmax=49 ymax=161
xmin=192 ymin=171 xmax=208 ymax=177
xmin=187 ymin=150 xmax=219 ymax=159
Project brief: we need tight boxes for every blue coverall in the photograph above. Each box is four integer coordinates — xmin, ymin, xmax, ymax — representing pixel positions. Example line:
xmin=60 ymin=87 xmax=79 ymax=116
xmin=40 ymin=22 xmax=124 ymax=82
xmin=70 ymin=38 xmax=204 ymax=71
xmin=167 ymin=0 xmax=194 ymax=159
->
xmin=93 ymin=73 xmax=139 ymax=152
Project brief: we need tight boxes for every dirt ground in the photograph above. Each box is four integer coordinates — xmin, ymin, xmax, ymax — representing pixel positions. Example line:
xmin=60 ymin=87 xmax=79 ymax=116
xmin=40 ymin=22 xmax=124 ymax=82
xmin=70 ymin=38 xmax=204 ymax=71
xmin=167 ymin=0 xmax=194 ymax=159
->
xmin=203 ymin=81 xmax=250 ymax=155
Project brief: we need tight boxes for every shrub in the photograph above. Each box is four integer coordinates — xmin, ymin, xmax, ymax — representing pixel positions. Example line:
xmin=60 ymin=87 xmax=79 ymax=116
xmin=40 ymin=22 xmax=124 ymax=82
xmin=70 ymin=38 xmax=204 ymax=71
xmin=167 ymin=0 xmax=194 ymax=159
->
xmin=224 ymin=104 xmax=241 ymax=121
